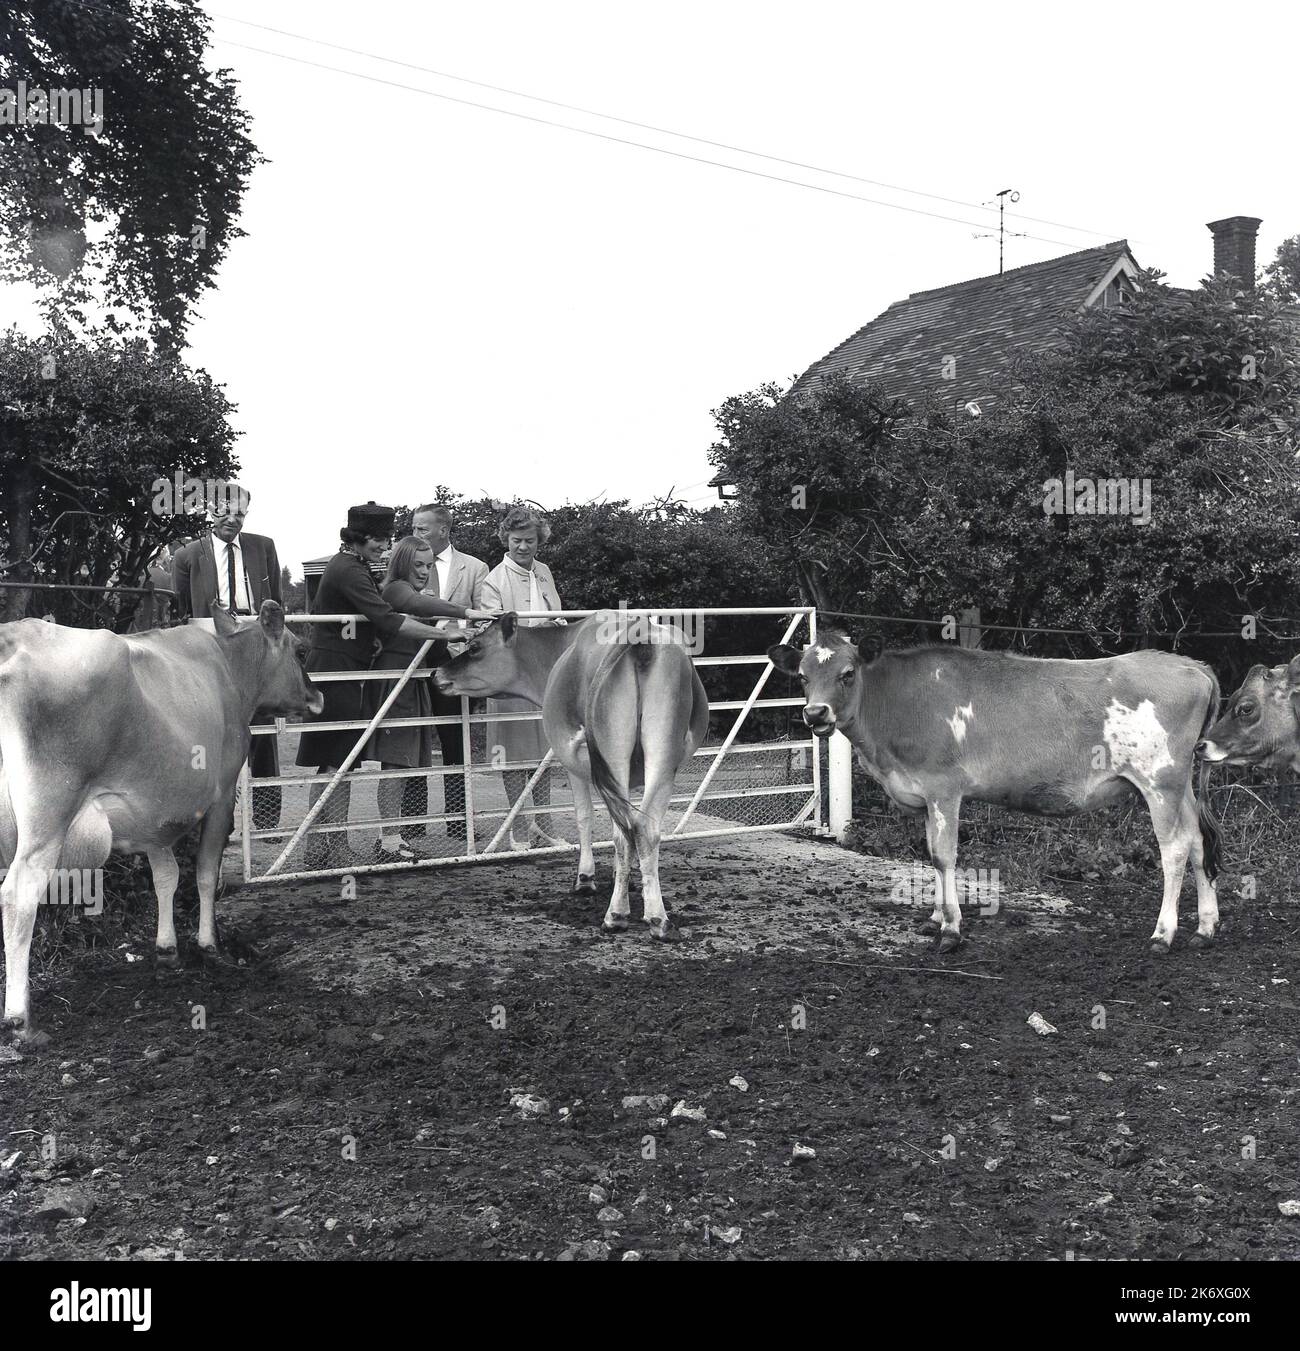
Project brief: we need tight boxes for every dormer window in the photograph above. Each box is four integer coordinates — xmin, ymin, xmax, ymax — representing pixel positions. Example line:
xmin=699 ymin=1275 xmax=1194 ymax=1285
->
xmin=1104 ymin=275 xmax=1132 ymax=308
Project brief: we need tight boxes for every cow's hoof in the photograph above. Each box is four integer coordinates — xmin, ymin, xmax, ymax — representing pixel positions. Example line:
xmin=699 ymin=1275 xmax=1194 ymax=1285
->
xmin=4 ymin=1021 xmax=50 ymax=1050
xmin=919 ymin=918 xmax=942 ymax=936
xmin=1148 ymin=937 xmax=1172 ymax=956
xmin=199 ymin=944 xmax=229 ymax=968
xmin=573 ymin=875 xmax=598 ymax=896
xmin=647 ymin=921 xmax=679 ymax=943
xmin=601 ymin=915 xmax=629 ymax=934
xmin=935 ymin=931 xmax=963 ymax=954
xmin=155 ymin=946 xmax=180 ymax=967
xmin=1187 ymin=931 xmax=1215 ymax=951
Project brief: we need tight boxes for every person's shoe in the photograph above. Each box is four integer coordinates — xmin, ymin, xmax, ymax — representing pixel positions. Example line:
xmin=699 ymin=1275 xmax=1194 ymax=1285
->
xmin=318 ymin=838 xmax=365 ymax=872
xmin=374 ymin=839 xmax=420 ymax=864
xmin=527 ymin=825 xmax=569 ymax=850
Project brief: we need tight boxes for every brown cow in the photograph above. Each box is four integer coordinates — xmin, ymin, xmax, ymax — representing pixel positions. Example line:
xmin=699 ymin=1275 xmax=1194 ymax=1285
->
xmin=436 ymin=611 xmax=709 ymax=937
xmin=1 ymin=602 xmax=323 ymax=1042
xmin=770 ymin=634 xmax=1221 ymax=954
xmin=1197 ymin=656 xmax=1300 ymax=772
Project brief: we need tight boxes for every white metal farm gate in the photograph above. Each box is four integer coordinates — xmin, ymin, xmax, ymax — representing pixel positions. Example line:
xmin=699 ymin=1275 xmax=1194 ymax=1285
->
xmin=229 ymin=606 xmax=854 ymax=885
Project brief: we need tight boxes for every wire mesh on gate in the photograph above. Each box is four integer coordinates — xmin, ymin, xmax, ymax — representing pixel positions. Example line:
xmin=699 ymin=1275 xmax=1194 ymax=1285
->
xmin=233 ymin=607 xmax=826 ymax=883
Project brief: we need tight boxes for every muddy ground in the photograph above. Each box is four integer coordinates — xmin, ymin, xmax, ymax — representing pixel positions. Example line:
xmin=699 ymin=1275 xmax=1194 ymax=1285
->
xmin=3 ymin=831 xmax=1299 ymax=1261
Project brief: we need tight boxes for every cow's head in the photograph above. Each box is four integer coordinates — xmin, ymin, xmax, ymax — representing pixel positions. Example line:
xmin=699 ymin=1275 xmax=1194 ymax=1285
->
xmin=1197 ymin=656 xmax=1300 ymax=772
xmin=212 ymin=600 xmax=325 ymax=718
xmin=434 ymin=613 xmax=533 ymax=701
xmin=767 ymin=630 xmax=870 ymax=738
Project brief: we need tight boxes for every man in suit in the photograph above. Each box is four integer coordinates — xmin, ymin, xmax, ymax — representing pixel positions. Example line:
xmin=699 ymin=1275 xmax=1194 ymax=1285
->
xmin=406 ymin=503 xmax=488 ymax=842
xmin=172 ymin=484 xmax=284 ymax=828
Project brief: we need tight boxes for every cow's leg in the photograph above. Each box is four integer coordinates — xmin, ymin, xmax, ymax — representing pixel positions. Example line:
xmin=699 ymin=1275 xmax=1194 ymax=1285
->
xmin=636 ymin=775 xmax=677 ymax=940
xmin=2 ymin=840 xmax=60 ymax=1043
xmin=601 ymin=827 xmax=633 ymax=933
xmin=1186 ymin=786 xmax=1219 ymax=948
xmin=570 ymin=774 xmax=598 ymax=894
xmin=1142 ymin=786 xmax=1195 ymax=955
xmin=148 ymin=846 xmax=181 ymax=964
xmin=926 ymin=796 xmax=963 ymax=952
xmin=195 ymin=796 xmax=235 ymax=953
xmin=916 ymin=807 xmax=944 ymax=935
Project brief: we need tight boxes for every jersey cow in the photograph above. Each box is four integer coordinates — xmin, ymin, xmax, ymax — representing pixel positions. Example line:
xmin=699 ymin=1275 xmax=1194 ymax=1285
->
xmin=1197 ymin=656 xmax=1300 ymax=772
xmin=435 ymin=611 xmax=709 ymax=938
xmin=1 ymin=602 xmax=323 ymax=1042
xmin=769 ymin=634 xmax=1222 ymax=954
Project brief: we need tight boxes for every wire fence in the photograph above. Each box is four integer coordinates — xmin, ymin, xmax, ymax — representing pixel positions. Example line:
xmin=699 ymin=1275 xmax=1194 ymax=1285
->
xmin=0 ymin=579 xmax=179 ymax=631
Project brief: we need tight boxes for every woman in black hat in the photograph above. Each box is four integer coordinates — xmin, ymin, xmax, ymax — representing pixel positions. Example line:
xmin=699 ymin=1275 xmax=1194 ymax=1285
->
xmin=296 ymin=502 xmax=491 ymax=869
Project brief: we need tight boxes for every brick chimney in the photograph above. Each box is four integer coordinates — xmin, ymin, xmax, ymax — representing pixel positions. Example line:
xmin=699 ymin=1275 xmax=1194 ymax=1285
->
xmin=1206 ymin=215 xmax=1262 ymax=287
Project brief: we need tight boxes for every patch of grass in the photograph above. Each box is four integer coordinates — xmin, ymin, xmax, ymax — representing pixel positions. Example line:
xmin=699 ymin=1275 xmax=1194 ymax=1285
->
xmin=844 ymin=766 xmax=1300 ymax=908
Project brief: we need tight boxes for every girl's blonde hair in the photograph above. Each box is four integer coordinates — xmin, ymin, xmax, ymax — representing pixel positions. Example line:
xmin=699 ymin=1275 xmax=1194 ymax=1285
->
xmin=383 ymin=534 xmax=434 ymax=588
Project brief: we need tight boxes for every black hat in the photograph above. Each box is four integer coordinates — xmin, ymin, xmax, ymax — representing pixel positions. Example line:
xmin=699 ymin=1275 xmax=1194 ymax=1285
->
xmin=346 ymin=501 xmax=395 ymax=537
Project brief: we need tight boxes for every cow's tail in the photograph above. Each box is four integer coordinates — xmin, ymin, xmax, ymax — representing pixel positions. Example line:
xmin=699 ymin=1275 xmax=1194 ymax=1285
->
xmin=0 ymin=635 xmax=20 ymax=870
xmin=584 ymin=636 xmax=645 ymax=846
xmin=1195 ymin=667 xmax=1222 ymax=882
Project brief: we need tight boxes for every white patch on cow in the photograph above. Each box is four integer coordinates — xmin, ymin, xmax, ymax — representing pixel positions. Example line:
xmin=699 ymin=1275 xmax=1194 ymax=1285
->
xmin=931 ymin=804 xmax=947 ymax=835
xmin=1103 ymin=698 xmax=1175 ymax=780
xmin=814 ymin=646 xmax=834 ymax=663
xmin=946 ymin=702 xmax=975 ymax=744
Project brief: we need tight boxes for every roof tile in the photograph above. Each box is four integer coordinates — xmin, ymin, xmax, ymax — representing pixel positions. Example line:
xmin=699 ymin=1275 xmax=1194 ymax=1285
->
xmin=793 ymin=241 xmax=1138 ymax=409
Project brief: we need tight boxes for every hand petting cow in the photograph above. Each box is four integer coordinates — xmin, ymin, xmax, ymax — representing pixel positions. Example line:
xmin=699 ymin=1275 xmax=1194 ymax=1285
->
xmin=0 ymin=601 xmax=323 ymax=1043
xmin=769 ymin=633 xmax=1222 ymax=955
xmin=435 ymin=610 xmax=709 ymax=938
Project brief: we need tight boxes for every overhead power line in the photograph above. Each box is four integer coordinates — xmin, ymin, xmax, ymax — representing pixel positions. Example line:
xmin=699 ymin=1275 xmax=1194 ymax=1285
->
xmin=50 ymin=0 xmax=1137 ymax=249
xmin=215 ymin=37 xmax=1082 ymax=247
xmin=210 ymin=9 xmax=1130 ymax=244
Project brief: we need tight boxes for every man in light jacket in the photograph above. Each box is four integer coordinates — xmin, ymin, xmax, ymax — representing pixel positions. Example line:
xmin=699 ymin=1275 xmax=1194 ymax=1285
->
xmin=409 ymin=503 xmax=488 ymax=841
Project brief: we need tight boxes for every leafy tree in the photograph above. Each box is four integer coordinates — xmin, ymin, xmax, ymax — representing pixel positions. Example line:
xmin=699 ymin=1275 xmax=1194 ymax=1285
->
xmin=1264 ymin=234 xmax=1300 ymax=304
xmin=1061 ymin=270 xmax=1299 ymax=431
xmin=0 ymin=325 xmax=239 ymax=625
xmin=0 ymin=0 xmax=261 ymax=348
xmin=709 ymin=271 xmax=1300 ymax=681
xmin=707 ymin=376 xmax=913 ymax=616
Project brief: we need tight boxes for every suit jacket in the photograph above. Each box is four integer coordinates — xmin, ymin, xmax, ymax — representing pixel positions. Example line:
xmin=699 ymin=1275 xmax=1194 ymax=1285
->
xmin=422 ymin=546 xmax=487 ymax=631
xmin=173 ymin=531 xmax=282 ymax=619
xmin=422 ymin=546 xmax=488 ymax=609
xmin=480 ymin=557 xmax=563 ymax=625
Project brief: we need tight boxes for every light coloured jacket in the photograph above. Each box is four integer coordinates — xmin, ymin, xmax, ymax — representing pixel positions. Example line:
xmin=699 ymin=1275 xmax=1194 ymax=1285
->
xmin=422 ymin=545 xmax=488 ymax=630
xmin=480 ymin=557 xmax=563 ymax=626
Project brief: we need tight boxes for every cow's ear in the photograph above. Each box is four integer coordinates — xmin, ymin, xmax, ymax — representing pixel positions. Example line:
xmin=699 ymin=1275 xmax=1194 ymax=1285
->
xmin=210 ymin=604 xmax=238 ymax=638
xmin=258 ymin=599 xmax=285 ymax=638
xmin=767 ymin=644 xmax=802 ymax=676
xmin=500 ymin=612 xmax=518 ymax=646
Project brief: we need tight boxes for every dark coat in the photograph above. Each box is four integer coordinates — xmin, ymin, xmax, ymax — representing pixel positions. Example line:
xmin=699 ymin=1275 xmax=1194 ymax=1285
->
xmin=172 ymin=531 xmax=282 ymax=619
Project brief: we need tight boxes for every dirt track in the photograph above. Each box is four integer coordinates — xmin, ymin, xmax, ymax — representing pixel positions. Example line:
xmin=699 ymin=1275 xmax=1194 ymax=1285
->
xmin=3 ymin=832 xmax=1299 ymax=1260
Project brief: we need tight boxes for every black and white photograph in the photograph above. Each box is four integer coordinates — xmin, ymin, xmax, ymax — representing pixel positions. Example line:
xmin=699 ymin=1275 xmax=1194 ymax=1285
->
xmin=1 ymin=0 xmax=1298 ymax=1305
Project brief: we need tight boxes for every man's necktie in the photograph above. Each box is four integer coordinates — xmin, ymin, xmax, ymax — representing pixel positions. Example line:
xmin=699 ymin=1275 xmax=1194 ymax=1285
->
xmin=226 ymin=543 xmax=239 ymax=614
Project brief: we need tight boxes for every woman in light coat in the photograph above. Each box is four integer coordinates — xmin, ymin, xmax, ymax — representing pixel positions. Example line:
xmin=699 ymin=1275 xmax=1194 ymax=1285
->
xmin=480 ymin=506 xmax=567 ymax=850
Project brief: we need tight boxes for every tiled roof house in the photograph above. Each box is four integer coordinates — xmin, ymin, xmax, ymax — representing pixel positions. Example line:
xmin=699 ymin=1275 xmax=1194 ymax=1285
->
xmin=712 ymin=215 xmax=1267 ymax=493
xmin=791 ymin=239 xmax=1140 ymax=412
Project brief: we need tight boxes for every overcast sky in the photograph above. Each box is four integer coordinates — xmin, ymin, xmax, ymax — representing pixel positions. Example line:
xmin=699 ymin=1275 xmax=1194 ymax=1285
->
xmin=10 ymin=1 xmax=1300 ymax=576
